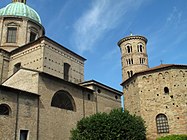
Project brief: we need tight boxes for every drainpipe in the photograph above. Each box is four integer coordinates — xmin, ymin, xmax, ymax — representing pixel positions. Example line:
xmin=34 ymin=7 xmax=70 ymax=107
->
xmin=94 ymin=86 xmax=98 ymax=113
xmin=37 ymin=97 xmax=40 ymax=140
xmin=15 ymin=92 xmax=20 ymax=140
xmin=82 ymin=89 xmax=85 ymax=117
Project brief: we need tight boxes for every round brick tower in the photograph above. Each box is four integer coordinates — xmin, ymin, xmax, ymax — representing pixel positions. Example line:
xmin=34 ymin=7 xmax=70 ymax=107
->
xmin=118 ymin=34 xmax=149 ymax=82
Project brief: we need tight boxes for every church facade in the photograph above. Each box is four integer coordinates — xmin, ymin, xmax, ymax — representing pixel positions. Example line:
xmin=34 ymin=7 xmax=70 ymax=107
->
xmin=0 ymin=1 xmax=122 ymax=140
xmin=118 ymin=35 xmax=187 ymax=139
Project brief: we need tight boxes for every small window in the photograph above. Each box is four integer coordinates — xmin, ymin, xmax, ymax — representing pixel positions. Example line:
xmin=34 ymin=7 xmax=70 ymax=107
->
xmin=130 ymin=70 xmax=133 ymax=77
xmin=7 ymin=27 xmax=17 ymax=43
xmin=137 ymin=44 xmax=143 ymax=52
xmin=127 ymin=71 xmax=133 ymax=78
xmin=127 ymin=71 xmax=130 ymax=78
xmin=64 ymin=63 xmax=70 ymax=81
xmin=127 ymin=59 xmax=133 ymax=65
xmin=0 ymin=104 xmax=10 ymax=115
xmin=115 ymin=95 xmax=118 ymax=99
xmin=127 ymin=45 xmax=132 ymax=53
xmin=164 ymin=87 xmax=169 ymax=94
xmin=87 ymin=94 xmax=91 ymax=100
xmin=140 ymin=45 xmax=143 ymax=52
xmin=140 ymin=58 xmax=145 ymax=64
xmin=156 ymin=114 xmax=169 ymax=134
xmin=20 ymin=130 xmax=28 ymax=140
xmin=14 ymin=62 xmax=21 ymax=73
xmin=97 ymin=89 xmax=101 ymax=93
xmin=30 ymin=32 xmax=37 ymax=42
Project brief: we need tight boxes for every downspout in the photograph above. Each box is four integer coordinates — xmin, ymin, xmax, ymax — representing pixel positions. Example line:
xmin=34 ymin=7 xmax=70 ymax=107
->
xmin=37 ymin=97 xmax=40 ymax=140
xmin=82 ymin=89 xmax=85 ymax=117
xmin=15 ymin=92 xmax=20 ymax=140
xmin=0 ymin=57 xmax=4 ymax=83
xmin=95 ymin=86 xmax=98 ymax=113
xmin=37 ymin=74 xmax=40 ymax=140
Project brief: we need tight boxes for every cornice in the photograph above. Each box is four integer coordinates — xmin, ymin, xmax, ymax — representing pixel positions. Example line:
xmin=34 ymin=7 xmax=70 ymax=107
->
xmin=118 ymin=35 xmax=148 ymax=46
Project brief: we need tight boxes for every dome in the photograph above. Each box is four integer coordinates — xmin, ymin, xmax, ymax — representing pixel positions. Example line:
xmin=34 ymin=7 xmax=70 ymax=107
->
xmin=0 ymin=2 xmax=41 ymax=24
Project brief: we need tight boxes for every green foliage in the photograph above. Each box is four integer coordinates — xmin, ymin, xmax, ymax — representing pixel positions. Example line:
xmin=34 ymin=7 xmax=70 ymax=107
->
xmin=71 ymin=109 xmax=146 ymax=140
xmin=156 ymin=135 xmax=187 ymax=140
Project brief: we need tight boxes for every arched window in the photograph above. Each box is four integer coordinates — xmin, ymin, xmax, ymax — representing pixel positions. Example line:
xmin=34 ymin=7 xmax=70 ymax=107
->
xmin=126 ymin=45 xmax=132 ymax=53
xmin=164 ymin=87 xmax=169 ymax=94
xmin=29 ymin=27 xmax=38 ymax=42
xmin=130 ymin=71 xmax=133 ymax=77
xmin=127 ymin=71 xmax=130 ymax=78
xmin=156 ymin=114 xmax=169 ymax=134
xmin=51 ymin=90 xmax=76 ymax=111
xmin=30 ymin=32 xmax=37 ymax=42
xmin=140 ymin=45 xmax=143 ymax=52
xmin=137 ymin=44 xmax=143 ymax=52
xmin=0 ymin=104 xmax=11 ymax=115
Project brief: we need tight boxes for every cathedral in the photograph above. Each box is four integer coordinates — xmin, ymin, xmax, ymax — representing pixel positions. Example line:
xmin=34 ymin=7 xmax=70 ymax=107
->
xmin=118 ymin=35 xmax=187 ymax=139
xmin=0 ymin=1 xmax=186 ymax=140
xmin=0 ymin=1 xmax=122 ymax=140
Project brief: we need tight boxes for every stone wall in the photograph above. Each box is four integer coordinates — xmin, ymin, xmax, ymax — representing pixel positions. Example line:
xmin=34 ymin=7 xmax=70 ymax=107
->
xmin=42 ymin=40 xmax=84 ymax=84
xmin=0 ymin=88 xmax=39 ymax=140
xmin=37 ymin=74 xmax=94 ymax=140
xmin=9 ymin=43 xmax=44 ymax=77
xmin=124 ymin=67 xmax=187 ymax=140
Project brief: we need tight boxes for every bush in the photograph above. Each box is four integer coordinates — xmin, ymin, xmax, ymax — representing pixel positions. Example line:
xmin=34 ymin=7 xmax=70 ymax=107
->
xmin=156 ymin=134 xmax=187 ymax=140
xmin=71 ymin=109 xmax=146 ymax=140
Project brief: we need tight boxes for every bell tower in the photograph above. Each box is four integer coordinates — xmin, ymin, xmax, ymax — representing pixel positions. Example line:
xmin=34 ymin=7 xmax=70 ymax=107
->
xmin=12 ymin=0 xmax=26 ymax=4
xmin=118 ymin=34 xmax=149 ymax=82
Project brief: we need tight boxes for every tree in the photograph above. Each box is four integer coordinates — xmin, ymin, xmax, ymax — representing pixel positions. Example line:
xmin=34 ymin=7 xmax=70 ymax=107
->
xmin=71 ymin=109 xmax=146 ymax=140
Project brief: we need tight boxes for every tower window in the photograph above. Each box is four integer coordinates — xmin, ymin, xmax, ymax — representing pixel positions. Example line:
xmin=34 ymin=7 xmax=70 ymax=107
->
xmin=156 ymin=114 xmax=169 ymax=134
xmin=127 ymin=71 xmax=133 ymax=78
xmin=140 ymin=58 xmax=145 ymax=64
xmin=0 ymin=104 xmax=11 ymax=115
xmin=131 ymin=59 xmax=133 ymax=64
xmin=164 ymin=87 xmax=169 ymax=94
xmin=30 ymin=32 xmax=37 ymax=42
xmin=140 ymin=45 xmax=143 ymax=52
xmin=127 ymin=71 xmax=130 ymax=78
xmin=130 ymin=70 xmax=133 ymax=76
xmin=127 ymin=59 xmax=133 ymax=65
xmin=64 ymin=63 xmax=70 ymax=81
xmin=137 ymin=44 xmax=143 ymax=52
xmin=127 ymin=45 xmax=132 ymax=53
xmin=7 ymin=27 xmax=17 ymax=43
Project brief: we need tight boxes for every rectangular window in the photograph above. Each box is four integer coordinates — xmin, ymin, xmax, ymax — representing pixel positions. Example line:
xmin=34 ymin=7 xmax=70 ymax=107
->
xmin=30 ymin=32 xmax=37 ymax=42
xmin=13 ymin=62 xmax=21 ymax=73
xmin=7 ymin=27 xmax=17 ymax=43
xmin=20 ymin=130 xmax=28 ymax=140
xmin=64 ymin=63 xmax=70 ymax=81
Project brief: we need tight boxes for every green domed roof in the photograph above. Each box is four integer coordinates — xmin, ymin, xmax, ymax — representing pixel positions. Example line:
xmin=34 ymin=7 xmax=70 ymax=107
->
xmin=0 ymin=2 xmax=41 ymax=24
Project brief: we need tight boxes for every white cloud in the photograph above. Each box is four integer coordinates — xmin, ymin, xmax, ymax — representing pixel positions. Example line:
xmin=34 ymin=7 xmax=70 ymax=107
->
xmin=73 ymin=0 xmax=147 ymax=54
xmin=166 ymin=7 xmax=182 ymax=27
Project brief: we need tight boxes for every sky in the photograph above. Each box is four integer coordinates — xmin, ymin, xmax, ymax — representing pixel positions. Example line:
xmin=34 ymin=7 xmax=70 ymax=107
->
xmin=1 ymin=0 xmax=187 ymax=91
